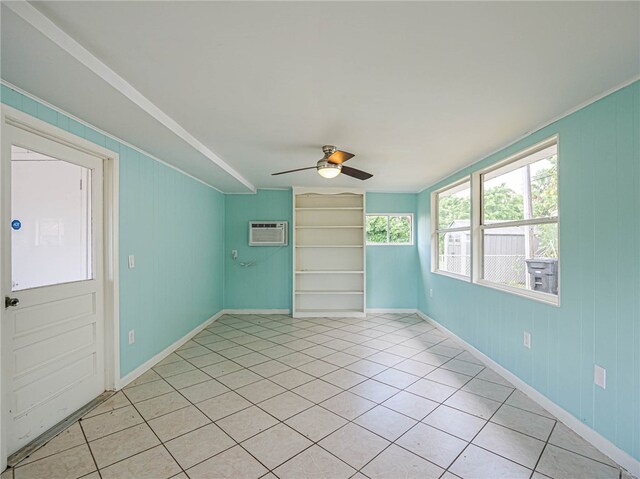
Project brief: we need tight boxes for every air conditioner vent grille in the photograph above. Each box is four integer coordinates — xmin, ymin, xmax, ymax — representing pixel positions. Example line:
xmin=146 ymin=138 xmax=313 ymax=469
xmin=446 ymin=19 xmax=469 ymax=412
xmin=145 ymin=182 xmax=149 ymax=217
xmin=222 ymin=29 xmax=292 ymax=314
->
xmin=249 ymin=221 xmax=288 ymax=246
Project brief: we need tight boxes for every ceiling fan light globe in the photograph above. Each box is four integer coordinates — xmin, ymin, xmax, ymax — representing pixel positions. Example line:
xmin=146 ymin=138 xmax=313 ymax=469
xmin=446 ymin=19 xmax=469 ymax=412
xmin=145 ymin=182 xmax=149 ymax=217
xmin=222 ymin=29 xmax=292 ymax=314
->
xmin=317 ymin=164 xmax=341 ymax=178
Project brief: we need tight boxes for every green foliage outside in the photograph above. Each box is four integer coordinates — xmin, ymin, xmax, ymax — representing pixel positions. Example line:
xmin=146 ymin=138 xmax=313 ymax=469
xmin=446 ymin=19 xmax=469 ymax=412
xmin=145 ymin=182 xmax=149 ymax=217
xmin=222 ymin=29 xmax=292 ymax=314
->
xmin=437 ymin=155 xmax=558 ymax=258
xmin=390 ymin=216 xmax=411 ymax=243
xmin=366 ymin=216 xmax=388 ymax=243
xmin=366 ymin=215 xmax=412 ymax=244
xmin=483 ymin=184 xmax=525 ymax=222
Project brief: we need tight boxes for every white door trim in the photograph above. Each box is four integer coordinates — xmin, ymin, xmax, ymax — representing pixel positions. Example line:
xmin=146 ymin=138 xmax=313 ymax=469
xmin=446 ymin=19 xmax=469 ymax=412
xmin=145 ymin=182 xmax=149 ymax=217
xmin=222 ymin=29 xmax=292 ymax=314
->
xmin=0 ymin=105 xmax=120 ymax=470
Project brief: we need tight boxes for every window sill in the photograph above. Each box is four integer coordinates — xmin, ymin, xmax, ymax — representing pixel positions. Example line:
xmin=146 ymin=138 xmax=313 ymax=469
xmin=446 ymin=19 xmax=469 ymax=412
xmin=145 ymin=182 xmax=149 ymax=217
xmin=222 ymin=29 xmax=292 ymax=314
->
xmin=476 ymin=279 xmax=559 ymax=306
xmin=432 ymin=270 xmax=471 ymax=282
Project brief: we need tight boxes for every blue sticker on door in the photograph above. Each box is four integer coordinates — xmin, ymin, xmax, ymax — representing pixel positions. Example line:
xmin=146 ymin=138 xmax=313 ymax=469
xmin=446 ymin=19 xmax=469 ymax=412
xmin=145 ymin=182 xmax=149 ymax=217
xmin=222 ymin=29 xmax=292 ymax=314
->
xmin=11 ymin=219 xmax=21 ymax=230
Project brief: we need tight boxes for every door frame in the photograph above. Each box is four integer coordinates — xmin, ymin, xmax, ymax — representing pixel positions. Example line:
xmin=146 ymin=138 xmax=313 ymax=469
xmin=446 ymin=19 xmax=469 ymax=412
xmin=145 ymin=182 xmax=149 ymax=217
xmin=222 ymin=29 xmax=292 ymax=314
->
xmin=0 ymin=105 xmax=120 ymax=470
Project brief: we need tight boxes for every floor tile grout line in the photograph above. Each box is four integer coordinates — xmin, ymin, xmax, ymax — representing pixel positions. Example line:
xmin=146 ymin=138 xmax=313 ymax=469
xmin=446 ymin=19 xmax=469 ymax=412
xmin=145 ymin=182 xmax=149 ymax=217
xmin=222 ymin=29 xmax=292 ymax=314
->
xmin=11 ymin=430 xmax=92 ymax=471
xmin=114 ymin=348 xmax=252 ymax=474
xmin=347 ymin=357 xmax=490 ymax=475
xmin=15 ymin=403 xmax=153 ymax=472
xmin=250 ymin=348 xmax=477 ymax=474
xmin=440 ymin=387 xmax=523 ymax=476
xmin=528 ymin=421 xmax=558 ymax=479
xmin=77 ymin=414 xmax=103 ymax=478
xmin=82 ymin=417 xmax=157 ymax=450
xmin=117 ymin=387 xmax=193 ymax=477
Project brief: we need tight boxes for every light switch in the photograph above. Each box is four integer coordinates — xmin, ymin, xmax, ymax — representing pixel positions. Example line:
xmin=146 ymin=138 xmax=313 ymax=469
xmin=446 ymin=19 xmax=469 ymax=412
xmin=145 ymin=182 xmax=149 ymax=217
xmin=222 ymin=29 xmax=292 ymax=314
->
xmin=128 ymin=255 xmax=135 ymax=269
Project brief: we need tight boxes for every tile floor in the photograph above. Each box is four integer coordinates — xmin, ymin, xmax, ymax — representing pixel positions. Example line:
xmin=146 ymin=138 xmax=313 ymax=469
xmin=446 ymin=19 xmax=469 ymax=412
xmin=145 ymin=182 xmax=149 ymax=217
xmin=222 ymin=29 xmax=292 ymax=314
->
xmin=2 ymin=313 xmax=633 ymax=479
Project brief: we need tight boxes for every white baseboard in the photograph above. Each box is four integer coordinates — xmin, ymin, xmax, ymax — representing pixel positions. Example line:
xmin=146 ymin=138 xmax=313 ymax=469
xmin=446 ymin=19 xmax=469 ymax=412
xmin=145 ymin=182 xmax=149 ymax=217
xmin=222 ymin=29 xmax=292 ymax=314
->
xmin=367 ymin=308 xmax=418 ymax=314
xmin=223 ymin=309 xmax=290 ymax=315
xmin=116 ymin=310 xmax=224 ymax=389
xmin=416 ymin=311 xmax=640 ymax=477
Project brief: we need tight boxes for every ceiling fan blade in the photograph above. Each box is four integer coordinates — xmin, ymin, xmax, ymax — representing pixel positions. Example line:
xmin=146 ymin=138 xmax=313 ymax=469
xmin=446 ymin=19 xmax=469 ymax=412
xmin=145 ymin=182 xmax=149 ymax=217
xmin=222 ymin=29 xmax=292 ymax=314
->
xmin=341 ymin=165 xmax=373 ymax=180
xmin=271 ymin=166 xmax=316 ymax=176
xmin=327 ymin=150 xmax=355 ymax=164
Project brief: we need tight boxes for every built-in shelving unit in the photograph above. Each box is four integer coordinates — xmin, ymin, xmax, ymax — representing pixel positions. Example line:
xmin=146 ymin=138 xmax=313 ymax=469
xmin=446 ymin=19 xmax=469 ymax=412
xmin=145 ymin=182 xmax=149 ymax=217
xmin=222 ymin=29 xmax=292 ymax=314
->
xmin=293 ymin=188 xmax=366 ymax=318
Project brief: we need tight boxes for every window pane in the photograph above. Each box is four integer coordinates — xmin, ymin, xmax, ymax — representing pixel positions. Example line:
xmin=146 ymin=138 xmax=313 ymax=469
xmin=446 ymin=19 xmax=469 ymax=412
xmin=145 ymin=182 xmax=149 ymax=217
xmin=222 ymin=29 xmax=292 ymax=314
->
xmin=437 ymin=230 xmax=470 ymax=276
xmin=437 ymin=181 xmax=470 ymax=230
xmin=482 ymin=223 xmax=558 ymax=294
xmin=389 ymin=216 xmax=411 ymax=243
xmin=11 ymin=145 xmax=93 ymax=291
xmin=483 ymin=147 xmax=557 ymax=224
xmin=366 ymin=215 xmax=388 ymax=243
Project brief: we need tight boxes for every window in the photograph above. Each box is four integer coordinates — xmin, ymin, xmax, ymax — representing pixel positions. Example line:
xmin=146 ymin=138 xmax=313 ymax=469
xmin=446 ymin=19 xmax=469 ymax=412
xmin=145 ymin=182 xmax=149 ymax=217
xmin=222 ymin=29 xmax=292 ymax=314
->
xmin=366 ymin=214 xmax=413 ymax=245
xmin=11 ymin=146 xmax=93 ymax=291
xmin=432 ymin=179 xmax=471 ymax=277
xmin=429 ymin=136 xmax=559 ymax=305
xmin=478 ymin=138 xmax=558 ymax=301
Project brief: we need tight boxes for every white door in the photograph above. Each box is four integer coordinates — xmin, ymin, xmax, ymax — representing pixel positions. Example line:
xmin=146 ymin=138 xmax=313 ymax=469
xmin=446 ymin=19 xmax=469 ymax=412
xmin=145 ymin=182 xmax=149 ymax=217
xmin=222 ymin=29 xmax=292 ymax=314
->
xmin=1 ymin=122 xmax=105 ymax=455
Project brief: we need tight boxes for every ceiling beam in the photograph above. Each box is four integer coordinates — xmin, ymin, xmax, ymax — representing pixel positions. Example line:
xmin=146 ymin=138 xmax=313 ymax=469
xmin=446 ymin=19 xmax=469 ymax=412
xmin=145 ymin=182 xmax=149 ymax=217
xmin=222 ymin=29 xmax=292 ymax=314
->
xmin=6 ymin=1 xmax=256 ymax=193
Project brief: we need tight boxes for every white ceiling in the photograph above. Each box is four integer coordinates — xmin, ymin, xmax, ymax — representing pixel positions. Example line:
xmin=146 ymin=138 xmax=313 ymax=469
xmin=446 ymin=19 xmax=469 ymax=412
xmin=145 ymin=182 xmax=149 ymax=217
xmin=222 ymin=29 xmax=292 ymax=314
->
xmin=3 ymin=2 xmax=639 ymax=193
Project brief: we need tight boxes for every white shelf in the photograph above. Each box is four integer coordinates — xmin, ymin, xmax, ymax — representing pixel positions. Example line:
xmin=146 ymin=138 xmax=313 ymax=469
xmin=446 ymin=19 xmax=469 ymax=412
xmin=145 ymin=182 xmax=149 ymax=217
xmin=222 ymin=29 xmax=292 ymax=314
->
xmin=296 ymin=290 xmax=364 ymax=295
xmin=296 ymin=245 xmax=363 ymax=248
xmin=293 ymin=189 xmax=366 ymax=318
xmin=295 ymin=270 xmax=364 ymax=274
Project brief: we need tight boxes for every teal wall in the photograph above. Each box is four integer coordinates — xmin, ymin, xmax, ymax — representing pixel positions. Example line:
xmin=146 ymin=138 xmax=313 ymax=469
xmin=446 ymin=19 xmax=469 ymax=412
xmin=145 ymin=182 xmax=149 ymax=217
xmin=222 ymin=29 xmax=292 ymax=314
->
xmin=6 ymin=79 xmax=637 ymax=462
xmin=118 ymin=154 xmax=224 ymax=377
xmin=1 ymin=85 xmax=226 ymax=378
xmin=366 ymin=193 xmax=418 ymax=309
xmin=417 ymin=81 xmax=640 ymax=461
xmin=223 ymin=190 xmax=419 ymax=311
xmin=224 ymin=190 xmax=292 ymax=310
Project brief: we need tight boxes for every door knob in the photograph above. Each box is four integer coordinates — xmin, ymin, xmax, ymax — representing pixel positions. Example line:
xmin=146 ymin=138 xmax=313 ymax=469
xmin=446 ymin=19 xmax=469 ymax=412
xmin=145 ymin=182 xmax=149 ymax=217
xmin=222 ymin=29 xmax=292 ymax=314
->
xmin=5 ymin=297 xmax=19 ymax=308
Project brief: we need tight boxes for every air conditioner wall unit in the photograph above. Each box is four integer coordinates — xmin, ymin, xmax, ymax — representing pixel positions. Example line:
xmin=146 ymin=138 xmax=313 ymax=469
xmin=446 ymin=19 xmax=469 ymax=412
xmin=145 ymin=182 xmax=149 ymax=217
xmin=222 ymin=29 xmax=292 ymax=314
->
xmin=249 ymin=221 xmax=288 ymax=246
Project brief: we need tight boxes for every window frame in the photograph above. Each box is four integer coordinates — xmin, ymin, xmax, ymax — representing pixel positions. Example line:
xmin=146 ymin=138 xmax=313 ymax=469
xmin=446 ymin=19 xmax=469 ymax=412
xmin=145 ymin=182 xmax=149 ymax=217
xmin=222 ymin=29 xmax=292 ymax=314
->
xmin=431 ymin=177 xmax=472 ymax=281
xmin=365 ymin=213 xmax=414 ymax=246
xmin=473 ymin=136 xmax=560 ymax=305
xmin=429 ymin=135 xmax=560 ymax=306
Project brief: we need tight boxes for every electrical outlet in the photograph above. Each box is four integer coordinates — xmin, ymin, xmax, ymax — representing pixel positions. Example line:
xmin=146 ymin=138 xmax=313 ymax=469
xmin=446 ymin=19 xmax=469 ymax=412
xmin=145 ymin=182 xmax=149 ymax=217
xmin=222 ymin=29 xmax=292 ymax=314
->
xmin=429 ymin=289 xmax=433 ymax=298
xmin=523 ymin=331 xmax=531 ymax=349
xmin=128 ymin=330 xmax=135 ymax=345
xmin=128 ymin=255 xmax=135 ymax=269
xmin=594 ymin=365 xmax=606 ymax=389
xmin=232 ymin=250 xmax=238 ymax=260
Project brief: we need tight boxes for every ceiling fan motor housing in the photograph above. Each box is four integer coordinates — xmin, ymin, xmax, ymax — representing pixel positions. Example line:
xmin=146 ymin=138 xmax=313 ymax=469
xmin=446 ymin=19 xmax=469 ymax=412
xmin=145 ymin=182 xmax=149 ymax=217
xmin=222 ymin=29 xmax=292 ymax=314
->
xmin=322 ymin=145 xmax=337 ymax=156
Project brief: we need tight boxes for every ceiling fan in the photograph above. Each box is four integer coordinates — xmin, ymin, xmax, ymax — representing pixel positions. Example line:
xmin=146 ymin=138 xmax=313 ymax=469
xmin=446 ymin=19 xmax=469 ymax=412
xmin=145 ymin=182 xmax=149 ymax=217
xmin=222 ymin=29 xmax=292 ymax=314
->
xmin=272 ymin=145 xmax=373 ymax=180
